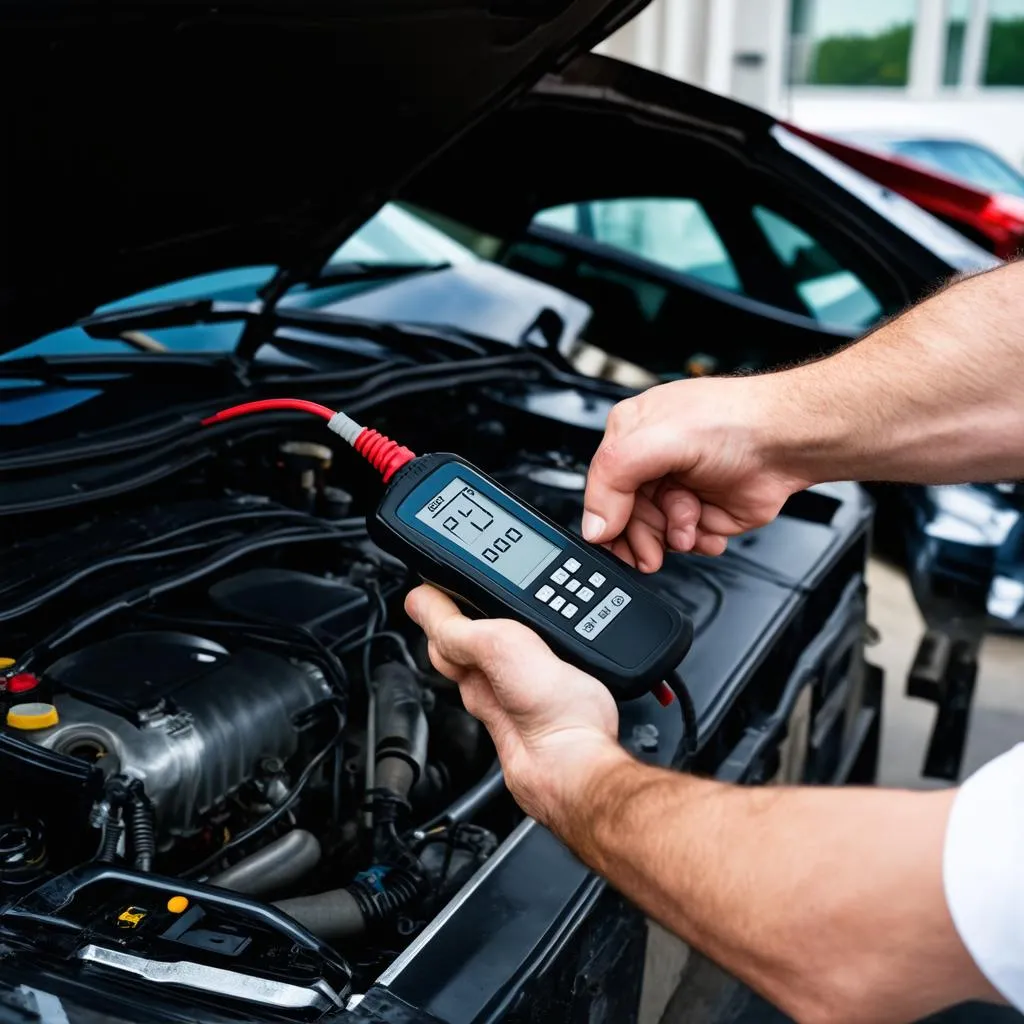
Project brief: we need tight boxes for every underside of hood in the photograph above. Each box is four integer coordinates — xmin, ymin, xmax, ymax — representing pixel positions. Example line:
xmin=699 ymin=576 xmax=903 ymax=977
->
xmin=0 ymin=0 xmax=649 ymax=351
xmin=401 ymin=53 xmax=777 ymax=237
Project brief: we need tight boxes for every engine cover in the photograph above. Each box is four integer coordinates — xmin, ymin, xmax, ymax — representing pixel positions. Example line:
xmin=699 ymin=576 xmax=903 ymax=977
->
xmin=14 ymin=633 xmax=332 ymax=836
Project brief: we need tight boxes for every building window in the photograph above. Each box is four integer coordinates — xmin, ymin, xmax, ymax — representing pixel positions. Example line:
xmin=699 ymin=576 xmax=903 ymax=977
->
xmin=944 ymin=0 xmax=971 ymax=86
xmin=788 ymin=0 xmax=916 ymax=86
xmin=984 ymin=0 xmax=1024 ymax=85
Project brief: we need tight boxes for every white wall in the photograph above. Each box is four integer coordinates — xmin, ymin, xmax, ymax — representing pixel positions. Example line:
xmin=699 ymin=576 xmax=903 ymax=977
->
xmin=596 ymin=0 xmax=1024 ymax=173
xmin=786 ymin=91 xmax=1024 ymax=169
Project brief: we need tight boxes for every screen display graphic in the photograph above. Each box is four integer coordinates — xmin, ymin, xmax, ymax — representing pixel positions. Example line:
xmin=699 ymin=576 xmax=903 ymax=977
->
xmin=415 ymin=477 xmax=560 ymax=588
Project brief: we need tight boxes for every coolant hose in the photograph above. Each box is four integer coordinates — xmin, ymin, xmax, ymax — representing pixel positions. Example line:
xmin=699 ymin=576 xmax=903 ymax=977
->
xmin=370 ymin=662 xmax=428 ymax=857
xmin=438 ymin=759 xmax=505 ymax=825
xmin=373 ymin=661 xmax=428 ymax=798
xmin=273 ymin=888 xmax=366 ymax=941
xmin=274 ymin=862 xmax=427 ymax=941
xmin=209 ymin=829 xmax=321 ymax=896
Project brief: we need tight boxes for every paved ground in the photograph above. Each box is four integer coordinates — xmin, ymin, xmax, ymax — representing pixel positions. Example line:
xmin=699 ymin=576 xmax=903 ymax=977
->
xmin=641 ymin=556 xmax=1024 ymax=1024
xmin=869 ymin=556 xmax=1024 ymax=786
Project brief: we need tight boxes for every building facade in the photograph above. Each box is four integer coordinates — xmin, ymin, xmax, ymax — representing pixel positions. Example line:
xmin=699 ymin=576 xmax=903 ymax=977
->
xmin=596 ymin=0 xmax=1024 ymax=168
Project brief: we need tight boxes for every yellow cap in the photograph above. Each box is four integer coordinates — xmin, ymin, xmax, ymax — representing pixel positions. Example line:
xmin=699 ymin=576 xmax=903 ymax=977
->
xmin=0 ymin=658 xmax=16 ymax=670
xmin=6 ymin=702 xmax=59 ymax=731
xmin=166 ymin=896 xmax=189 ymax=914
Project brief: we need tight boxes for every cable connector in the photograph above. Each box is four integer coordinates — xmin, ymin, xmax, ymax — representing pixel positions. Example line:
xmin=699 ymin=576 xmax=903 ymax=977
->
xmin=326 ymin=412 xmax=415 ymax=482
xmin=200 ymin=401 xmax=416 ymax=483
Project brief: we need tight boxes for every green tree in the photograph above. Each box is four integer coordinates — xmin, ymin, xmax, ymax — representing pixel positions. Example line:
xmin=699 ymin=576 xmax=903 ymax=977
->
xmin=984 ymin=16 xmax=1024 ymax=85
xmin=812 ymin=24 xmax=913 ymax=86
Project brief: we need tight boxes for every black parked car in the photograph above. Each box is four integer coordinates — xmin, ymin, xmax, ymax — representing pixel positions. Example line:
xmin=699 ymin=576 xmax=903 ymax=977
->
xmin=0 ymin=3 xmax=971 ymax=1023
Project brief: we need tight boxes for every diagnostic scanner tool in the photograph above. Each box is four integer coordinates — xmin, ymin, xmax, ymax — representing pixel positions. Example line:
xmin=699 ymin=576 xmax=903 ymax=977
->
xmin=371 ymin=452 xmax=693 ymax=700
xmin=201 ymin=401 xmax=694 ymax=702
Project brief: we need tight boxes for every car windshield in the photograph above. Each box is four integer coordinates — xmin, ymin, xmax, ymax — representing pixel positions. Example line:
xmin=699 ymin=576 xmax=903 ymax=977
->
xmin=888 ymin=139 xmax=1024 ymax=198
xmin=1 ymin=203 xmax=477 ymax=362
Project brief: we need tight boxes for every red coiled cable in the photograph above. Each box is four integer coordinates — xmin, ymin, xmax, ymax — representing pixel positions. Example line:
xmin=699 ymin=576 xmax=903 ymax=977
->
xmin=201 ymin=399 xmax=416 ymax=482
xmin=352 ymin=428 xmax=416 ymax=483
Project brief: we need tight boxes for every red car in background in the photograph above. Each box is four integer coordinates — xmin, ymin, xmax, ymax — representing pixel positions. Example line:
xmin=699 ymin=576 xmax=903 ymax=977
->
xmin=785 ymin=124 xmax=1024 ymax=260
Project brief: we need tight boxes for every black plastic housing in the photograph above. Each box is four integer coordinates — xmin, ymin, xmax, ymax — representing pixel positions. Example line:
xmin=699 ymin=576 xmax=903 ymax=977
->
xmin=368 ymin=452 xmax=694 ymax=700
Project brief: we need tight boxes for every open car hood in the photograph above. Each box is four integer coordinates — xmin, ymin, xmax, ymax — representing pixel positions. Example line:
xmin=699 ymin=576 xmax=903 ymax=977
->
xmin=0 ymin=0 xmax=648 ymax=353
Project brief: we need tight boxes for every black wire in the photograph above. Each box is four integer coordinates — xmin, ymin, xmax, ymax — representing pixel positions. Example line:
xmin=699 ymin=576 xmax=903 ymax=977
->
xmin=0 ymin=538 xmax=233 ymax=623
xmin=375 ymin=584 xmax=388 ymax=623
xmin=3 ymin=513 xmax=364 ymax=624
xmin=362 ymin=595 xmax=380 ymax=699
xmin=333 ymin=630 xmax=417 ymax=673
xmin=666 ymin=668 xmax=699 ymax=765
xmin=18 ymin=525 xmax=365 ymax=670
xmin=129 ymin=511 xmax=362 ymax=551
xmin=186 ymin=704 xmax=345 ymax=879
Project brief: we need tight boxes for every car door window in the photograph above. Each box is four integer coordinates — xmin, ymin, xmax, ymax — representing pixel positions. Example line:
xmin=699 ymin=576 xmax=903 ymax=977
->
xmin=533 ymin=198 xmax=743 ymax=292
xmin=752 ymin=205 xmax=884 ymax=328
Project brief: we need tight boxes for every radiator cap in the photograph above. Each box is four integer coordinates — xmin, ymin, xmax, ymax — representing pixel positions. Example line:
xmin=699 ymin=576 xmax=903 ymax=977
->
xmin=6 ymin=702 xmax=58 ymax=730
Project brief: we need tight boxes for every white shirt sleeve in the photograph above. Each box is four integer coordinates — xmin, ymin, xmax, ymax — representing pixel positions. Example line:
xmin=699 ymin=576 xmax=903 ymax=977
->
xmin=944 ymin=741 xmax=1024 ymax=1008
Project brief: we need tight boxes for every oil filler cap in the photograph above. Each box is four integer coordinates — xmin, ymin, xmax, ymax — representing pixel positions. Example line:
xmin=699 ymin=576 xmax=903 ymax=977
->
xmin=6 ymin=702 xmax=59 ymax=731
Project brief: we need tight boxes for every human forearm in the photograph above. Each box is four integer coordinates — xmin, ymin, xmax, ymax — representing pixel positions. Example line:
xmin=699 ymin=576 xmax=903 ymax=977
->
xmin=552 ymin=750 xmax=995 ymax=1023
xmin=761 ymin=261 xmax=1024 ymax=487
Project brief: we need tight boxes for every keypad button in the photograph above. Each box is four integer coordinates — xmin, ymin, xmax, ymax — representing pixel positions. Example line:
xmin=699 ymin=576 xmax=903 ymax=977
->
xmin=550 ymin=568 xmax=570 ymax=585
xmin=535 ymin=585 xmax=555 ymax=603
xmin=549 ymin=595 xmax=566 ymax=611
xmin=577 ymin=586 xmax=594 ymax=602
xmin=563 ymin=557 xmax=581 ymax=573
xmin=565 ymin=579 xmax=581 ymax=593
xmin=575 ymin=588 xmax=632 ymax=641
xmin=561 ymin=603 xmax=578 ymax=619
xmin=588 ymin=572 xmax=606 ymax=588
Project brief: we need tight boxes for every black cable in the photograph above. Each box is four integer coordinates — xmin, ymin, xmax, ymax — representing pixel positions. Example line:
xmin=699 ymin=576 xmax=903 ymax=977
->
xmin=129 ymin=511 xmax=362 ymax=551
xmin=666 ymin=668 xmax=699 ymax=765
xmin=415 ymin=760 xmax=506 ymax=833
xmin=1 ymin=537 xmax=241 ymax=623
xmin=18 ymin=525 xmax=364 ymax=669
xmin=371 ymin=581 xmax=388 ymax=625
xmin=3 ymin=513 xmax=363 ymax=624
xmin=186 ymin=704 xmax=345 ymax=879
xmin=333 ymin=630 xmax=418 ymax=673
xmin=362 ymin=595 xmax=380 ymax=702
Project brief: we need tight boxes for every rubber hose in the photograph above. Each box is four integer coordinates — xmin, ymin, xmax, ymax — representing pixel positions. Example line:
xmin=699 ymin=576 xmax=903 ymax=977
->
xmin=274 ymin=863 xmax=426 ymax=940
xmin=273 ymin=887 xmax=367 ymax=941
xmin=440 ymin=760 xmax=505 ymax=825
xmin=96 ymin=819 xmax=123 ymax=863
xmin=373 ymin=661 xmax=428 ymax=797
xmin=127 ymin=794 xmax=156 ymax=873
xmin=209 ymin=829 xmax=322 ymax=896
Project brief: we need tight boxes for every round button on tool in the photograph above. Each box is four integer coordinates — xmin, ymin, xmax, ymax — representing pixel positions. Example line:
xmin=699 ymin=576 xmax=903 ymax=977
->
xmin=6 ymin=702 xmax=59 ymax=730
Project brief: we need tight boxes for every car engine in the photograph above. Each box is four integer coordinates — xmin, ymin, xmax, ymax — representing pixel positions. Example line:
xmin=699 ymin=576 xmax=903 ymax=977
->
xmin=0 ymin=383 xmax=619 ymax=1001
xmin=22 ymin=632 xmax=335 ymax=844
xmin=0 ymin=369 xmax=880 ymax=1017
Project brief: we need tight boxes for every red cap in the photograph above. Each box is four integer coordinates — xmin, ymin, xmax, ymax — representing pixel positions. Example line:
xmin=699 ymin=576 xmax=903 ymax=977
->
xmin=7 ymin=673 xmax=39 ymax=695
xmin=652 ymin=681 xmax=675 ymax=707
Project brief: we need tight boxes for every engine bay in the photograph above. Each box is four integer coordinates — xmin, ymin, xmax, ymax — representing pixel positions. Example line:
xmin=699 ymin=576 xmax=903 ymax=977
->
xmin=0 ymin=372 xmax=881 ymax=1018
xmin=0 ymin=383 xmax=631 ymax=1007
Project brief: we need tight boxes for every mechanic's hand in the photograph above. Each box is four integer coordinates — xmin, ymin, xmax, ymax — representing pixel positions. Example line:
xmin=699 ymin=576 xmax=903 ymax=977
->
xmin=405 ymin=584 xmax=628 ymax=828
xmin=583 ymin=376 xmax=809 ymax=569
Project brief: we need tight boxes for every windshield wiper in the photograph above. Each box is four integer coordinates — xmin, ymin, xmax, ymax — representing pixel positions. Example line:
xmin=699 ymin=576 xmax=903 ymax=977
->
xmin=310 ymin=260 xmax=450 ymax=285
xmin=75 ymin=296 xmax=490 ymax=362
xmin=0 ymin=350 xmax=246 ymax=384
